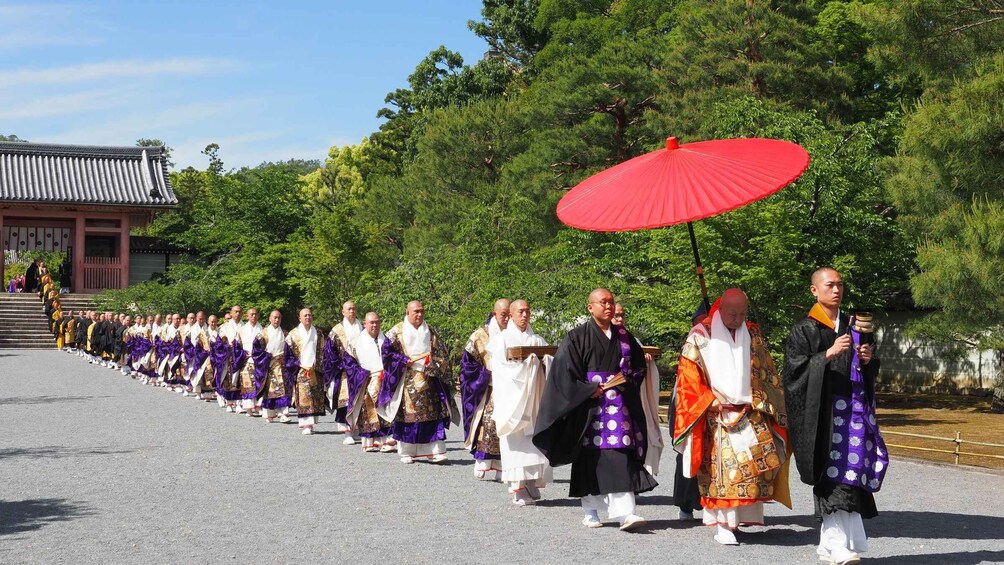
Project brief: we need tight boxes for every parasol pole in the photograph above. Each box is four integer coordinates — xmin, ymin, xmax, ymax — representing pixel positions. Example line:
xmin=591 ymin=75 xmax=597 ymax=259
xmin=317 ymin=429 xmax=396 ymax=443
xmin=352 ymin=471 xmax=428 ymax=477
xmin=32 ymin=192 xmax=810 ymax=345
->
xmin=687 ymin=221 xmax=711 ymax=312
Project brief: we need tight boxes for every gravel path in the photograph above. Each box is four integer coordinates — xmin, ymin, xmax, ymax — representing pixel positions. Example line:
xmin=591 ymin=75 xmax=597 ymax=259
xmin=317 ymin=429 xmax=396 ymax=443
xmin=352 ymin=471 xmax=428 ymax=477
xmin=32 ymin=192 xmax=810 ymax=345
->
xmin=1 ymin=350 xmax=1002 ymax=564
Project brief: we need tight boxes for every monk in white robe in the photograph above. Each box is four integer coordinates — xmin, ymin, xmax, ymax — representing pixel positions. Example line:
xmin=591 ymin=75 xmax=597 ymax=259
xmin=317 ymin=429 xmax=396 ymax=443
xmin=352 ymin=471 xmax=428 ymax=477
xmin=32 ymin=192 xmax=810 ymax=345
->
xmin=217 ymin=305 xmax=243 ymax=411
xmin=487 ymin=300 xmax=553 ymax=506
xmin=329 ymin=301 xmax=363 ymax=437
xmin=235 ymin=308 xmax=263 ymax=415
xmin=343 ymin=311 xmax=396 ymax=452
xmin=284 ymin=308 xmax=330 ymax=435
xmin=256 ymin=310 xmax=291 ymax=423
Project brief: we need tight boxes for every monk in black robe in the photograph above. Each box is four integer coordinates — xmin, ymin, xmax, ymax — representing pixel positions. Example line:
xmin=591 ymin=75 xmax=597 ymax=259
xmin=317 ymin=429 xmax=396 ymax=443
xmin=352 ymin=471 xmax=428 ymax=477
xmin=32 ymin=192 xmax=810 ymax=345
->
xmin=24 ymin=259 xmax=40 ymax=294
xmin=75 ymin=312 xmax=90 ymax=355
xmin=783 ymin=267 xmax=882 ymax=565
xmin=533 ymin=288 xmax=656 ymax=531
xmin=113 ymin=318 xmax=130 ymax=371
xmin=89 ymin=314 xmax=107 ymax=364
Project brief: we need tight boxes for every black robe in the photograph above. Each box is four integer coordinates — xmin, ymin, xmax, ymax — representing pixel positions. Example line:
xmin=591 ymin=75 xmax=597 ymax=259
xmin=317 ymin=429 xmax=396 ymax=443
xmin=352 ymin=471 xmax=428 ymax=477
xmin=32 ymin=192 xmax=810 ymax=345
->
xmin=783 ymin=311 xmax=879 ymax=518
xmin=75 ymin=317 xmax=88 ymax=347
xmin=24 ymin=263 xmax=39 ymax=293
xmin=103 ymin=322 xmax=118 ymax=357
xmin=113 ymin=323 xmax=128 ymax=360
xmin=532 ymin=320 xmax=658 ymax=497
xmin=90 ymin=321 xmax=106 ymax=354
xmin=668 ymin=383 xmax=702 ymax=512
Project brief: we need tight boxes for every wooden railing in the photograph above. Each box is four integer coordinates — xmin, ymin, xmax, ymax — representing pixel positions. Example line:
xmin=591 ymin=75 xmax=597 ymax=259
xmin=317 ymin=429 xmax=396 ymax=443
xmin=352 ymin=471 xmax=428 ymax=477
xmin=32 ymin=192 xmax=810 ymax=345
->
xmin=82 ymin=256 xmax=122 ymax=290
xmin=884 ymin=430 xmax=1004 ymax=465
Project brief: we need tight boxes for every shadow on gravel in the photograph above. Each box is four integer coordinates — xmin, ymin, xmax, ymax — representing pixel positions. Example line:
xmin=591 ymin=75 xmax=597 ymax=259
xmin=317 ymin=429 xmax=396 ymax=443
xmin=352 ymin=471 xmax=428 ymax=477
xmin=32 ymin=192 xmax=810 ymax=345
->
xmin=629 ymin=519 xmax=692 ymax=533
xmin=0 ymin=395 xmax=111 ymax=405
xmin=742 ymin=510 xmax=1004 ymax=549
xmin=637 ymin=495 xmax=675 ymax=506
xmin=0 ymin=446 xmax=136 ymax=460
xmin=865 ymin=550 xmax=1004 ymax=565
xmin=534 ymin=498 xmax=580 ymax=507
xmin=869 ymin=510 xmax=1004 ymax=540
xmin=0 ymin=498 xmax=93 ymax=536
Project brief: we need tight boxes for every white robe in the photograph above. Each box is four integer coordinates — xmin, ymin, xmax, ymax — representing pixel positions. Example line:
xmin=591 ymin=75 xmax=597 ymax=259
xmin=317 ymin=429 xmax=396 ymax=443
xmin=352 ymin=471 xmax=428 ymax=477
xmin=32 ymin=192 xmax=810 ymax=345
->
xmin=348 ymin=331 xmax=386 ymax=426
xmin=487 ymin=324 xmax=553 ymax=486
xmin=341 ymin=317 xmax=363 ymax=344
xmin=264 ymin=325 xmax=285 ymax=355
xmin=239 ymin=323 xmax=262 ymax=353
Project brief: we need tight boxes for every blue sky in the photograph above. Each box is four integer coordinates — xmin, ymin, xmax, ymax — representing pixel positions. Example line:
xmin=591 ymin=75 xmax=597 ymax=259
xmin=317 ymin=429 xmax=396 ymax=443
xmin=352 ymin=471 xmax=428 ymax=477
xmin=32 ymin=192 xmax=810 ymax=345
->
xmin=0 ymin=1 xmax=488 ymax=169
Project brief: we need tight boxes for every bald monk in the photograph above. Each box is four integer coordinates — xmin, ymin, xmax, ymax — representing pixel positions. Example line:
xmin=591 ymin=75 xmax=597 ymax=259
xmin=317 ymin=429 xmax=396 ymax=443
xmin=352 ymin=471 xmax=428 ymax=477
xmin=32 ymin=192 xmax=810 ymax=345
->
xmin=378 ymin=300 xmax=459 ymax=464
xmin=674 ymin=288 xmax=790 ymax=546
xmin=459 ymin=298 xmax=510 ymax=480
xmin=533 ymin=288 xmax=656 ymax=531
xmin=784 ymin=267 xmax=886 ymax=565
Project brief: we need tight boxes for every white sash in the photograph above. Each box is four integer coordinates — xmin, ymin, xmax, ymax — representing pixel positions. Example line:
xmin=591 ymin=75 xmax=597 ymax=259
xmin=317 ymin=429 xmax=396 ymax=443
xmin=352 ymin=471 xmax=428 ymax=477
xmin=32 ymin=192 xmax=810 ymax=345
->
xmin=702 ymin=311 xmax=752 ymax=405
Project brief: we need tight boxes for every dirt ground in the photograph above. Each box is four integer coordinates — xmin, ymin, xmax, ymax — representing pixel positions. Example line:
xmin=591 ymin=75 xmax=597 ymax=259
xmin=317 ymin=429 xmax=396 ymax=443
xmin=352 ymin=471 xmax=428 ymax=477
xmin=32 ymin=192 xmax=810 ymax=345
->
xmin=659 ymin=392 xmax=1004 ymax=471
xmin=876 ymin=392 xmax=1004 ymax=471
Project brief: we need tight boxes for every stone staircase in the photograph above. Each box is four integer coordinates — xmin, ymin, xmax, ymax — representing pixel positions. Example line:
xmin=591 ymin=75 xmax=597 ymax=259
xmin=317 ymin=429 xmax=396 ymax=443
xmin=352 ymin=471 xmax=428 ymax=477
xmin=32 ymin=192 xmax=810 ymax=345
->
xmin=0 ymin=293 xmax=98 ymax=350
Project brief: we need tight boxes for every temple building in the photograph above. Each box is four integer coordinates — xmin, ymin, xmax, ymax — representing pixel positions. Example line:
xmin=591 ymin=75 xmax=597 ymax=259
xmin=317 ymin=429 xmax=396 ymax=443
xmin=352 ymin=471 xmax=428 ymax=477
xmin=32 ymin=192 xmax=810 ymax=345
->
xmin=1 ymin=141 xmax=177 ymax=292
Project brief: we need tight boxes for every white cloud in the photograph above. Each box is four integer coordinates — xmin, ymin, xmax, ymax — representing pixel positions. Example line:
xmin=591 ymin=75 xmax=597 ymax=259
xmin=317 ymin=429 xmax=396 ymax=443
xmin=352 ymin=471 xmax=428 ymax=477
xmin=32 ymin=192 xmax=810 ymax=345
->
xmin=0 ymin=57 xmax=244 ymax=87
xmin=0 ymin=3 xmax=104 ymax=50
xmin=36 ymin=97 xmax=266 ymax=145
xmin=0 ymin=30 xmax=99 ymax=49
xmin=0 ymin=87 xmax=135 ymax=119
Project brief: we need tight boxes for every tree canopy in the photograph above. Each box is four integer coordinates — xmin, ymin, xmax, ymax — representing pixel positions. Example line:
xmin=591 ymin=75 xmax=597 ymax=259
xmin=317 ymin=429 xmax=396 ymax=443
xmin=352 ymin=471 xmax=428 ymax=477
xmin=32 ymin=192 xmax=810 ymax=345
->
xmin=99 ymin=1 xmax=1004 ymax=403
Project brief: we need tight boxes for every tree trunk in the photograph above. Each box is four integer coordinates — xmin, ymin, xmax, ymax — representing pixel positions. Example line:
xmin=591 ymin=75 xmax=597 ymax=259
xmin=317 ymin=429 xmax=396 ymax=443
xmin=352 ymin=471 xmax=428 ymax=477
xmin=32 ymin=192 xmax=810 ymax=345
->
xmin=992 ymin=348 xmax=1004 ymax=413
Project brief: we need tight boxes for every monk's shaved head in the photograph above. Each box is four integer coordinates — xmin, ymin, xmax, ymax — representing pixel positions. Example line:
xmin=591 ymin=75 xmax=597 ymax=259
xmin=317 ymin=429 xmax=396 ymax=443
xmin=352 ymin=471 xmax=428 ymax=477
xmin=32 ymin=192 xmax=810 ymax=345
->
xmin=509 ymin=299 xmax=529 ymax=313
xmin=406 ymin=301 xmax=425 ymax=328
xmin=588 ymin=288 xmax=613 ymax=305
xmin=587 ymin=288 xmax=615 ymax=327
xmin=810 ymin=267 xmax=844 ymax=310
xmin=811 ymin=267 xmax=840 ymax=286
xmin=510 ymin=300 xmax=531 ymax=332
xmin=493 ymin=298 xmax=511 ymax=329
xmin=719 ymin=288 xmax=749 ymax=330
xmin=720 ymin=288 xmax=748 ymax=306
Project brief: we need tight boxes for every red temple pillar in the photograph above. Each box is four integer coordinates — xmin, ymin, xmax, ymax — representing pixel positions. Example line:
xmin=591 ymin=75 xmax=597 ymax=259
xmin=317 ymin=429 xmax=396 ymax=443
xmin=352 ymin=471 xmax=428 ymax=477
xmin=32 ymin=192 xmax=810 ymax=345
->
xmin=119 ymin=214 xmax=130 ymax=289
xmin=0 ymin=212 xmax=5 ymax=287
xmin=73 ymin=213 xmax=85 ymax=293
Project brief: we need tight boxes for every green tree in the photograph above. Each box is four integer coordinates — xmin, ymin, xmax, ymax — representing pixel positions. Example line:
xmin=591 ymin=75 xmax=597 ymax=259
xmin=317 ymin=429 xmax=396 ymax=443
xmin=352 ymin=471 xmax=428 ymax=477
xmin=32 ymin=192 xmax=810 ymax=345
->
xmin=136 ymin=138 xmax=175 ymax=168
xmin=887 ymin=54 xmax=1004 ymax=411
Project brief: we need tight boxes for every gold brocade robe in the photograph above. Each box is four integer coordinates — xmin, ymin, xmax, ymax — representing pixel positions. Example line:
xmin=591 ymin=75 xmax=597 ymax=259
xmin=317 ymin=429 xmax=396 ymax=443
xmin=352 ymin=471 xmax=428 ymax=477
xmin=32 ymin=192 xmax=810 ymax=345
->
xmin=236 ymin=326 xmax=262 ymax=399
xmin=257 ymin=328 xmax=288 ymax=404
xmin=675 ymin=322 xmax=791 ymax=509
xmin=328 ymin=325 xmax=354 ymax=410
xmin=385 ymin=322 xmax=455 ymax=425
xmin=194 ymin=332 xmax=218 ymax=392
xmin=463 ymin=326 xmax=500 ymax=456
xmin=285 ymin=328 xmax=327 ymax=418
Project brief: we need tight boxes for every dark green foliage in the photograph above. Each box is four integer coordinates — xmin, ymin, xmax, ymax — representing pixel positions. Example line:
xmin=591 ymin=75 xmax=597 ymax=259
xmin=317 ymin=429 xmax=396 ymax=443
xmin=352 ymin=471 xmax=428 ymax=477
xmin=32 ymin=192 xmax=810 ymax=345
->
xmin=101 ymin=0 xmax=999 ymax=396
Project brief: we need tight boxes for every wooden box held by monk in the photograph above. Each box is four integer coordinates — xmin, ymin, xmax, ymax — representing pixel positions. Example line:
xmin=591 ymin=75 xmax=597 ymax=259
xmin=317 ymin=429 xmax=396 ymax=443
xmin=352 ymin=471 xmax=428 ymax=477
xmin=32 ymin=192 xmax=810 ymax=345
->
xmin=505 ymin=345 xmax=662 ymax=361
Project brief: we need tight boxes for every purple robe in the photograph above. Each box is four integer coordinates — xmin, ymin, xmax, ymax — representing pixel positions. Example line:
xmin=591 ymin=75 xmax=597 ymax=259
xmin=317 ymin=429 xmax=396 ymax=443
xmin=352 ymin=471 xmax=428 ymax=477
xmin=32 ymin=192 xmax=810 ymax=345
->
xmin=322 ymin=338 xmax=347 ymax=422
xmin=252 ymin=335 xmax=290 ymax=410
xmin=458 ymin=350 xmax=491 ymax=440
xmin=212 ymin=337 xmax=240 ymax=401
xmin=182 ymin=338 xmax=197 ymax=382
xmin=341 ymin=353 xmax=389 ymax=438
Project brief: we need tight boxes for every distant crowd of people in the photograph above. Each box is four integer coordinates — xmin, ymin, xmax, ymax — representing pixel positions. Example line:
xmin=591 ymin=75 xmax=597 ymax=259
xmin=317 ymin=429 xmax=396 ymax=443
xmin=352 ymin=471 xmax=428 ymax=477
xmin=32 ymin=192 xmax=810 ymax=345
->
xmin=6 ymin=257 xmax=49 ymax=293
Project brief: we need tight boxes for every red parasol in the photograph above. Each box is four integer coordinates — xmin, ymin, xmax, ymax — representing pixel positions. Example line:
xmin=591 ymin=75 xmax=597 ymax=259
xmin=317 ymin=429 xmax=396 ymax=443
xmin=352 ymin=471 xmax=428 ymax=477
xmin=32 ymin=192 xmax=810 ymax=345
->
xmin=557 ymin=137 xmax=810 ymax=309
